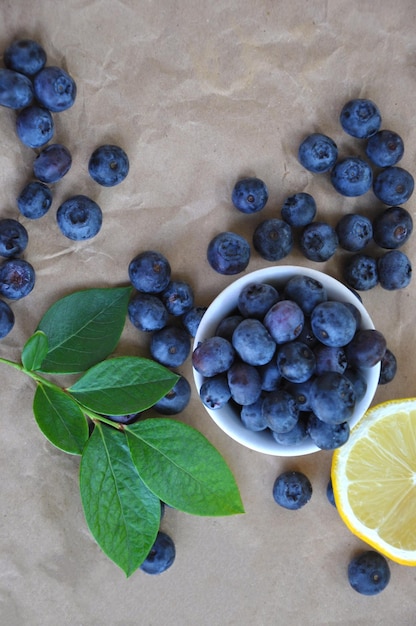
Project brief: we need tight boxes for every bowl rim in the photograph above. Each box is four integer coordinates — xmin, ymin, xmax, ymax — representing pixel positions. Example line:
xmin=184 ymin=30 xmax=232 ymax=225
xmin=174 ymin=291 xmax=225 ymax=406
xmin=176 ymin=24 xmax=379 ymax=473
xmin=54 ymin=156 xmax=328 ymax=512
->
xmin=192 ymin=265 xmax=380 ymax=457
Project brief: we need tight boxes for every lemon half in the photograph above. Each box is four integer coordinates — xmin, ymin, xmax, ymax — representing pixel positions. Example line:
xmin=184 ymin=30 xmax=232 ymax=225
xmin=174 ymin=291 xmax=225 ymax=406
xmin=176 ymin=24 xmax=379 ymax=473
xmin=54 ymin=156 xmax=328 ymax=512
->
xmin=331 ymin=398 xmax=416 ymax=566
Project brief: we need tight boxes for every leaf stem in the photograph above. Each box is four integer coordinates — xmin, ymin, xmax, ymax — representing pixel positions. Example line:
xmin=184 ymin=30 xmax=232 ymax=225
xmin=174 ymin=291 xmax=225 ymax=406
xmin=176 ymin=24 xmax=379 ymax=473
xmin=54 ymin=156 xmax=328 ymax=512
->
xmin=0 ymin=356 xmax=64 ymax=391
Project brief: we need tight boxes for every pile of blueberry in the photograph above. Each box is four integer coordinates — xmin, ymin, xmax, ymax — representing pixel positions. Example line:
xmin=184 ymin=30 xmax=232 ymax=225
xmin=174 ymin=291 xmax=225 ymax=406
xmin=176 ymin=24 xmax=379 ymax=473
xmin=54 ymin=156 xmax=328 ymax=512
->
xmin=0 ymin=38 xmax=130 ymax=338
xmin=207 ymin=98 xmax=413 ymax=293
xmin=192 ymin=273 xmax=394 ymax=451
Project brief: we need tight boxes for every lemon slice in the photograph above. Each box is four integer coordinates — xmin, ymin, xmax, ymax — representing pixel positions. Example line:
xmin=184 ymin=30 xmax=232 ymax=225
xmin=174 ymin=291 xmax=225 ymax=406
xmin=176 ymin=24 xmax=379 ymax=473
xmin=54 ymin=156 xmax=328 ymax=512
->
xmin=331 ymin=398 xmax=416 ymax=566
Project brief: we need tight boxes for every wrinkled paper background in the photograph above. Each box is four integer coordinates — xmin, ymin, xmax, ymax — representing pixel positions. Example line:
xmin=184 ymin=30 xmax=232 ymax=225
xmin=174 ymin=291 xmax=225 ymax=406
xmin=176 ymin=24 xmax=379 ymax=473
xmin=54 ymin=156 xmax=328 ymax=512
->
xmin=1 ymin=1 xmax=416 ymax=624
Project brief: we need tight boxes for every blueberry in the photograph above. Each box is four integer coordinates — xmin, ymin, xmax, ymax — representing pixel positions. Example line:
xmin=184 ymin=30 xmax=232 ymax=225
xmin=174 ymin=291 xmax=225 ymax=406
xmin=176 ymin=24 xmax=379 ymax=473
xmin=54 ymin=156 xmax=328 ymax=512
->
xmin=192 ymin=336 xmax=235 ymax=377
xmin=366 ymin=129 xmax=404 ymax=167
xmin=215 ymin=314 xmax=244 ymax=341
xmin=128 ymin=250 xmax=171 ymax=294
xmin=277 ymin=341 xmax=316 ymax=383
xmin=377 ymin=250 xmax=412 ymax=290
xmin=348 ymin=550 xmax=390 ymax=596
xmin=0 ymin=219 xmax=28 ymax=258
xmin=340 ymin=98 xmax=381 ymax=139
xmin=0 ymin=68 xmax=34 ymax=109
xmin=16 ymin=105 xmax=54 ymax=149
xmin=161 ymin=280 xmax=194 ymax=316
xmin=232 ymin=318 xmax=276 ymax=366
xmin=237 ymin=282 xmax=279 ymax=319
xmin=326 ymin=479 xmax=336 ymax=507
xmin=373 ymin=166 xmax=414 ymax=205
xmin=0 ymin=258 xmax=35 ymax=300
xmin=283 ymin=378 xmax=315 ymax=412
xmin=271 ymin=415 xmax=309 ymax=446
xmin=140 ymin=531 xmax=175 ymax=575
xmin=298 ymin=133 xmax=338 ymax=173
xmin=331 ymin=157 xmax=373 ymax=197
xmin=262 ymin=389 xmax=299 ymax=433
xmin=378 ymin=348 xmax=397 ymax=385
xmin=309 ymin=372 xmax=356 ymax=425
xmin=231 ymin=177 xmax=268 ymax=214
xmin=17 ymin=181 xmax=52 ymax=219
xmin=207 ymin=231 xmax=250 ymax=275
xmin=307 ymin=412 xmax=350 ymax=449
xmin=264 ymin=299 xmax=304 ymax=344
xmin=281 ymin=192 xmax=317 ymax=227
xmin=4 ymin=39 xmax=46 ymax=76
xmin=199 ymin=374 xmax=231 ymax=410
xmin=150 ymin=325 xmax=190 ymax=368
xmin=240 ymin=397 xmax=268 ymax=431
xmin=343 ymin=253 xmax=379 ymax=291
xmin=313 ymin=344 xmax=347 ymax=376
xmin=336 ymin=213 xmax=373 ymax=252
xmin=252 ymin=218 xmax=293 ymax=261
xmin=107 ymin=412 xmax=141 ymax=425
xmin=227 ymin=361 xmax=262 ymax=406
xmin=310 ymin=301 xmax=357 ymax=347
xmin=372 ymin=206 xmax=413 ymax=249
xmin=345 ymin=329 xmax=387 ymax=368
xmin=272 ymin=470 xmax=312 ymax=510
xmin=259 ymin=358 xmax=282 ymax=391
xmin=0 ymin=299 xmax=15 ymax=338
xmin=344 ymin=367 xmax=367 ymax=402
xmin=297 ymin=317 xmax=318 ymax=349
xmin=128 ymin=292 xmax=168 ymax=332
xmin=33 ymin=143 xmax=72 ymax=183
xmin=299 ymin=221 xmax=338 ymax=262
xmin=88 ymin=144 xmax=129 ymax=187
xmin=181 ymin=306 xmax=207 ymax=337
xmin=153 ymin=375 xmax=191 ymax=415
xmin=283 ymin=275 xmax=328 ymax=315
xmin=56 ymin=195 xmax=102 ymax=241
xmin=33 ymin=66 xmax=77 ymax=112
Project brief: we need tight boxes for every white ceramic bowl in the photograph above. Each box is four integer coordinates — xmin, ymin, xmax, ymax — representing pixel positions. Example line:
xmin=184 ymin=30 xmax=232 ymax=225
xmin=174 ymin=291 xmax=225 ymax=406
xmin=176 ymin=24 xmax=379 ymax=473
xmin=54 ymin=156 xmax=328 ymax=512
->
xmin=192 ymin=266 xmax=380 ymax=456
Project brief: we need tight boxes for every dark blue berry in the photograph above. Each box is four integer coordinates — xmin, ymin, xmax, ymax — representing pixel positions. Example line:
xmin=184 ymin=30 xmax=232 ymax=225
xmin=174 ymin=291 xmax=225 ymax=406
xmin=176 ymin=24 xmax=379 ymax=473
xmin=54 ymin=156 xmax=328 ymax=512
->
xmin=366 ymin=129 xmax=404 ymax=167
xmin=264 ymin=299 xmax=304 ymax=344
xmin=310 ymin=301 xmax=357 ymax=348
xmin=107 ymin=412 xmax=141 ymax=425
xmin=331 ymin=157 xmax=373 ymax=197
xmin=345 ymin=329 xmax=387 ymax=368
xmin=16 ymin=105 xmax=54 ymax=148
xmin=88 ymin=145 xmax=129 ymax=187
xmin=340 ymin=99 xmax=381 ymax=139
xmin=373 ymin=166 xmax=414 ymax=205
xmin=298 ymin=133 xmax=338 ymax=173
xmin=253 ymin=218 xmax=293 ymax=261
xmin=153 ymin=375 xmax=191 ymax=415
xmin=377 ymin=250 xmax=412 ymax=290
xmin=17 ymin=181 xmax=52 ymax=219
xmin=227 ymin=361 xmax=262 ymax=406
xmin=240 ymin=398 xmax=268 ymax=431
xmin=284 ymin=378 xmax=315 ymax=412
xmin=33 ymin=66 xmax=77 ymax=112
xmin=232 ymin=318 xmax=276 ymax=366
xmin=299 ymin=222 xmax=338 ymax=262
xmin=344 ymin=367 xmax=367 ymax=402
xmin=150 ymin=325 xmax=190 ymax=368
xmin=128 ymin=251 xmax=171 ymax=294
xmin=326 ymin=479 xmax=336 ymax=507
xmin=140 ymin=531 xmax=175 ymax=575
xmin=271 ymin=415 xmax=309 ymax=446
xmin=378 ymin=348 xmax=397 ymax=385
xmin=272 ymin=470 xmax=312 ymax=510
xmin=314 ymin=344 xmax=347 ymax=376
xmin=237 ymin=282 xmax=279 ymax=319
xmin=231 ymin=177 xmax=268 ymax=214
xmin=307 ymin=412 xmax=350 ymax=449
xmin=192 ymin=336 xmax=235 ymax=377
xmin=56 ymin=195 xmax=102 ymax=241
xmin=372 ymin=206 xmax=413 ymax=249
xmin=309 ymin=372 xmax=356 ymax=425
xmin=348 ymin=551 xmax=390 ymax=596
xmin=0 ymin=258 xmax=35 ymax=300
xmin=207 ymin=231 xmax=250 ymax=275
xmin=343 ymin=254 xmax=379 ymax=291
xmin=4 ymin=39 xmax=46 ymax=76
xmin=0 ymin=300 xmax=15 ymax=338
xmin=128 ymin=292 xmax=168 ymax=332
xmin=0 ymin=68 xmax=34 ymax=109
xmin=277 ymin=341 xmax=316 ymax=383
xmin=199 ymin=374 xmax=231 ymax=410
xmin=336 ymin=213 xmax=373 ymax=252
xmin=262 ymin=389 xmax=299 ymax=433
xmin=181 ymin=306 xmax=207 ymax=337
xmin=33 ymin=143 xmax=72 ymax=183
xmin=281 ymin=192 xmax=316 ymax=227
xmin=259 ymin=359 xmax=281 ymax=391
xmin=283 ymin=275 xmax=327 ymax=315
xmin=0 ymin=219 xmax=28 ymax=258
xmin=161 ymin=280 xmax=194 ymax=316
xmin=215 ymin=314 xmax=243 ymax=341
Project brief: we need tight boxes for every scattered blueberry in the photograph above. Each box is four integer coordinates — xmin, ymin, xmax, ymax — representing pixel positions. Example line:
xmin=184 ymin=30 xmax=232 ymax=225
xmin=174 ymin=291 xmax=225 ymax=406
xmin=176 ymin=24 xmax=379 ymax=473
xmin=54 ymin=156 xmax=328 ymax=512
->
xmin=16 ymin=105 xmax=54 ymax=148
xmin=153 ymin=375 xmax=191 ymax=415
xmin=150 ymin=325 xmax=190 ymax=368
xmin=140 ymin=531 xmax=175 ymax=575
xmin=161 ymin=280 xmax=194 ymax=317
xmin=0 ymin=299 xmax=15 ymax=337
xmin=88 ymin=144 xmax=129 ymax=187
xmin=4 ymin=39 xmax=46 ymax=76
xmin=128 ymin=292 xmax=168 ymax=332
xmin=107 ymin=412 xmax=141 ymax=425
xmin=307 ymin=412 xmax=350 ymax=449
xmin=336 ymin=213 xmax=373 ymax=252
xmin=17 ymin=180 xmax=53 ymax=219
xmin=181 ymin=306 xmax=207 ymax=337
xmin=56 ymin=195 xmax=102 ymax=241
xmin=281 ymin=192 xmax=317 ymax=227
xmin=192 ymin=336 xmax=235 ymax=377
xmin=231 ymin=177 xmax=268 ymax=214
xmin=33 ymin=143 xmax=72 ymax=183
xmin=366 ymin=129 xmax=404 ymax=167
xmin=33 ymin=65 xmax=77 ymax=112
xmin=0 ymin=258 xmax=35 ymax=300
xmin=199 ymin=374 xmax=231 ymax=410
xmin=377 ymin=250 xmax=412 ymax=290
xmin=253 ymin=218 xmax=293 ymax=261
xmin=343 ymin=254 xmax=379 ymax=291
xmin=348 ymin=550 xmax=390 ymax=596
xmin=128 ymin=250 xmax=171 ymax=294
xmin=272 ymin=470 xmax=312 ymax=510
xmin=373 ymin=166 xmax=414 ymax=205
xmin=299 ymin=221 xmax=338 ymax=262
xmin=310 ymin=301 xmax=357 ymax=347
xmin=298 ymin=133 xmax=338 ymax=173
xmin=339 ymin=98 xmax=381 ymax=139
xmin=207 ymin=231 xmax=250 ymax=275
xmin=309 ymin=372 xmax=356 ymax=425
xmin=0 ymin=219 xmax=28 ymax=258
xmin=326 ymin=478 xmax=336 ymax=507
xmin=0 ymin=68 xmax=34 ymax=109
xmin=378 ymin=348 xmax=397 ymax=385
xmin=330 ymin=157 xmax=373 ymax=197
xmin=237 ymin=282 xmax=279 ymax=319
xmin=372 ymin=206 xmax=413 ymax=249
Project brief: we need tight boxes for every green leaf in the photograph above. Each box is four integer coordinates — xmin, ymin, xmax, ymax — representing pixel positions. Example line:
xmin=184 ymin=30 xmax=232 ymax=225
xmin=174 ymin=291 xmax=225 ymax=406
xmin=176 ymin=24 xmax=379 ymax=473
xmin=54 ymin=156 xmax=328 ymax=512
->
xmin=126 ymin=418 xmax=245 ymax=516
xmin=68 ymin=356 xmax=178 ymax=415
xmin=33 ymin=383 xmax=89 ymax=455
xmin=37 ymin=286 xmax=132 ymax=375
xmin=21 ymin=330 xmax=49 ymax=371
xmin=80 ymin=423 xmax=161 ymax=577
